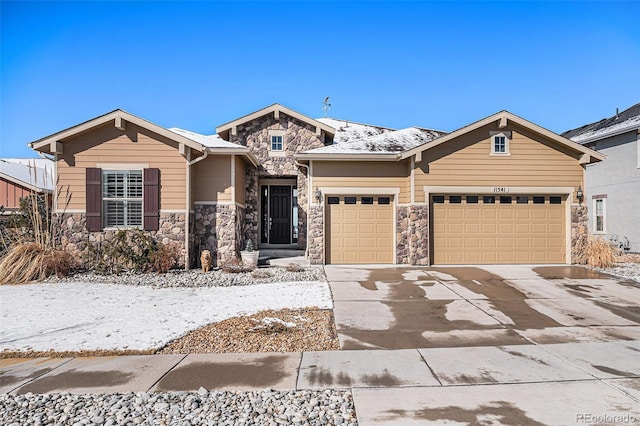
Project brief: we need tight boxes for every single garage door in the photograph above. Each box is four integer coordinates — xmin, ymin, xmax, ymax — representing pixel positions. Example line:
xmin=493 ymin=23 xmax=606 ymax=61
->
xmin=326 ymin=195 xmax=394 ymax=264
xmin=432 ymin=194 xmax=566 ymax=264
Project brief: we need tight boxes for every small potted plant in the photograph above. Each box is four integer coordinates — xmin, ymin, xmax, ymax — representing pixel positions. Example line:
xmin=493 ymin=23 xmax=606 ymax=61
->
xmin=240 ymin=239 xmax=259 ymax=267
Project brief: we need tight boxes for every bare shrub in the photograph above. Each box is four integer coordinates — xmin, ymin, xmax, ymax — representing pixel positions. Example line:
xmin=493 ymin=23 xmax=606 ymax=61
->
xmin=251 ymin=268 xmax=273 ymax=279
xmin=151 ymin=243 xmax=181 ymax=273
xmin=221 ymin=258 xmax=255 ymax=273
xmin=285 ymin=263 xmax=306 ymax=273
xmin=573 ymin=236 xmax=617 ymax=268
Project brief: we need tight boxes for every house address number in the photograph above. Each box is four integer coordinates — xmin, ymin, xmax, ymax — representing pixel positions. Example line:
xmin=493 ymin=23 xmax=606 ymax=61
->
xmin=492 ymin=187 xmax=509 ymax=193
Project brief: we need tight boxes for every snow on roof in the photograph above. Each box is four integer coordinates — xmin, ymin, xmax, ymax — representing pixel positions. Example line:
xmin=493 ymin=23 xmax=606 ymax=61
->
xmin=309 ymin=118 xmax=446 ymax=154
xmin=0 ymin=158 xmax=54 ymax=191
xmin=167 ymin=127 xmax=242 ymax=149
xmin=563 ymin=102 xmax=640 ymax=143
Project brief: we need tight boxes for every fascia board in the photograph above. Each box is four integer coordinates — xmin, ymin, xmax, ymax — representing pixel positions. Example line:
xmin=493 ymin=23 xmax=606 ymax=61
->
xmin=216 ymin=104 xmax=335 ymax=136
xmin=29 ymin=110 xmax=207 ymax=154
xmin=0 ymin=172 xmax=53 ymax=193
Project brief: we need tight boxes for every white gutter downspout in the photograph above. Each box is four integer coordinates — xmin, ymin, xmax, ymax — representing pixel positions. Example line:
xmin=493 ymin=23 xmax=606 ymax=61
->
xmin=184 ymin=148 xmax=209 ymax=269
xmin=295 ymin=159 xmax=311 ymax=258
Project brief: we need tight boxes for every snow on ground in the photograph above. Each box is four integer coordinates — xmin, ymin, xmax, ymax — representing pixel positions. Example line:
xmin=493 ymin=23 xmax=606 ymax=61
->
xmin=0 ymin=281 xmax=332 ymax=353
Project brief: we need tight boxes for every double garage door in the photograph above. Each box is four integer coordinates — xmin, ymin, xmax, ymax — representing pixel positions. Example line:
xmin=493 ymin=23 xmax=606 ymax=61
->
xmin=325 ymin=193 xmax=567 ymax=265
xmin=431 ymin=194 xmax=566 ymax=264
xmin=326 ymin=195 xmax=394 ymax=264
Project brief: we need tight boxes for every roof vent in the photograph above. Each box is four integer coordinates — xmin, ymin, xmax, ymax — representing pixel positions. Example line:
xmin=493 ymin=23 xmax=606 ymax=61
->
xmin=616 ymin=107 xmax=619 ymax=119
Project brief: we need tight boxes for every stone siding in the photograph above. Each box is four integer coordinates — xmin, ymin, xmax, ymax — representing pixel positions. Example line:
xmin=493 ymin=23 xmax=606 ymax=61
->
xmin=193 ymin=204 xmax=240 ymax=266
xmin=396 ymin=205 xmax=429 ymax=265
xmin=229 ymin=113 xmax=326 ymax=251
xmin=571 ymin=204 xmax=589 ymax=263
xmin=55 ymin=212 xmax=187 ymax=266
xmin=308 ymin=205 xmax=324 ymax=264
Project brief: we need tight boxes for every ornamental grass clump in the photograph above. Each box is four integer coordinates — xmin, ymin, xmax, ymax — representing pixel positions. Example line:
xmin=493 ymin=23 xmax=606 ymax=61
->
xmin=0 ymin=164 xmax=75 ymax=284
xmin=573 ymin=236 xmax=617 ymax=268
xmin=0 ymin=242 xmax=73 ymax=284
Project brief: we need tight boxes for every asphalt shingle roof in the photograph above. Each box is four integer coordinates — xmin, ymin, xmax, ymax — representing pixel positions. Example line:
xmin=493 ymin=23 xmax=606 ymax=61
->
xmin=562 ymin=102 xmax=640 ymax=143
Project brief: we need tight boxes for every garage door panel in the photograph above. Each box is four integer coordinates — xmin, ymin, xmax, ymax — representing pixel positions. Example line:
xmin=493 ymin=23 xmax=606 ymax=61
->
xmin=432 ymin=194 xmax=565 ymax=265
xmin=327 ymin=196 xmax=394 ymax=264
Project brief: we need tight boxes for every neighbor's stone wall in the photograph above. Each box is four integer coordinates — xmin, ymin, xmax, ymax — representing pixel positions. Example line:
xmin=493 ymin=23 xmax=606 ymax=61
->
xmin=55 ymin=212 xmax=187 ymax=266
xmin=229 ymin=113 xmax=327 ymax=251
xmin=571 ymin=204 xmax=588 ymax=263
xmin=396 ymin=205 xmax=429 ymax=265
xmin=193 ymin=204 xmax=240 ymax=266
xmin=308 ymin=205 xmax=324 ymax=264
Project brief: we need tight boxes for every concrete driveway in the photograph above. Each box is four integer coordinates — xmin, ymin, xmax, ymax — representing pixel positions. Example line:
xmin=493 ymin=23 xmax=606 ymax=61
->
xmin=325 ymin=265 xmax=640 ymax=350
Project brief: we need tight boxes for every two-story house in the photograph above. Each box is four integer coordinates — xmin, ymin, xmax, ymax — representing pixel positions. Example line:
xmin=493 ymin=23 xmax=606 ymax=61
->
xmin=563 ymin=102 xmax=640 ymax=252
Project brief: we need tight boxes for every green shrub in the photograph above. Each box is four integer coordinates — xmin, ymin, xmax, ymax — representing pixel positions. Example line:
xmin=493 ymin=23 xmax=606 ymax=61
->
xmin=84 ymin=229 xmax=179 ymax=274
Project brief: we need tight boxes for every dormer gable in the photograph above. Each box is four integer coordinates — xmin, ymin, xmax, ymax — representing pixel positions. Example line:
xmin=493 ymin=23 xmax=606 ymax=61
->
xmin=215 ymin=103 xmax=335 ymax=141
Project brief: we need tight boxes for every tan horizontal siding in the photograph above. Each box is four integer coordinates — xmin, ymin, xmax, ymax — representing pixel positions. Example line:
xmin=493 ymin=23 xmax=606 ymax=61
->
xmin=313 ymin=161 xmax=411 ymax=204
xmin=57 ymin=123 xmax=186 ymax=210
xmin=235 ymin=156 xmax=246 ymax=205
xmin=414 ymin=123 xmax=583 ymax=203
xmin=192 ymin=155 xmax=232 ymax=202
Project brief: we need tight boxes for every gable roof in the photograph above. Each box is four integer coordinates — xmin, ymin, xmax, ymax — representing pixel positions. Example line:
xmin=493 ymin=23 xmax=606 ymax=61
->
xmin=297 ymin=118 xmax=446 ymax=159
xmin=216 ymin=103 xmax=336 ymax=138
xmin=562 ymin=102 xmax=640 ymax=144
xmin=29 ymin=109 xmax=258 ymax=165
xmin=400 ymin=110 xmax=605 ymax=164
xmin=167 ymin=128 xmax=243 ymax=149
xmin=0 ymin=158 xmax=54 ymax=192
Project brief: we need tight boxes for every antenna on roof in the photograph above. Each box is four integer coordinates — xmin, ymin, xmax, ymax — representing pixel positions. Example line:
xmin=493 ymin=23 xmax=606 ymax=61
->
xmin=322 ymin=96 xmax=332 ymax=117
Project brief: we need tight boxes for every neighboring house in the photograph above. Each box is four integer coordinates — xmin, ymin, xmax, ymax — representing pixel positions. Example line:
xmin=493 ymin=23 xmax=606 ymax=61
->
xmin=29 ymin=104 xmax=603 ymax=267
xmin=0 ymin=158 xmax=54 ymax=213
xmin=562 ymin=102 xmax=640 ymax=252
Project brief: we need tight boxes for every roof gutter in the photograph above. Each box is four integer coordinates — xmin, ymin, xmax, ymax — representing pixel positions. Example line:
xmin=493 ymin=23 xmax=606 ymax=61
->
xmin=294 ymin=152 xmax=403 ymax=161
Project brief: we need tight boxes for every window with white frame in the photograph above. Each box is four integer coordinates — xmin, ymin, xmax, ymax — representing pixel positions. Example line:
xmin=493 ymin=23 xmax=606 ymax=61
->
xmin=271 ymin=135 xmax=283 ymax=151
xmin=102 ymin=170 xmax=143 ymax=227
xmin=490 ymin=131 xmax=511 ymax=155
xmin=269 ymin=129 xmax=286 ymax=153
xmin=594 ymin=198 xmax=606 ymax=233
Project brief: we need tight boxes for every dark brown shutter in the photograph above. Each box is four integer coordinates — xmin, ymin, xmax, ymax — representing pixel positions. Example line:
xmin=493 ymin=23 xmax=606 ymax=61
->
xmin=86 ymin=168 xmax=102 ymax=231
xmin=144 ymin=168 xmax=160 ymax=231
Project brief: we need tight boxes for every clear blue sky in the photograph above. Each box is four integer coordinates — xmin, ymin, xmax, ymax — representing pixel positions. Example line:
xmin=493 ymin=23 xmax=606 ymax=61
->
xmin=1 ymin=1 xmax=639 ymax=158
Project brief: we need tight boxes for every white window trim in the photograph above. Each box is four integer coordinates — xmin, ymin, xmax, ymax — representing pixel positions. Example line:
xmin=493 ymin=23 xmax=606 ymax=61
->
xmin=489 ymin=131 xmax=512 ymax=156
xmin=102 ymin=168 xmax=144 ymax=229
xmin=593 ymin=198 xmax=606 ymax=234
xmin=268 ymin=130 xmax=286 ymax=156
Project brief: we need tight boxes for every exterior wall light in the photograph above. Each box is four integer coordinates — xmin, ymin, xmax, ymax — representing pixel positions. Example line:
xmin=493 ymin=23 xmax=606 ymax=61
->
xmin=314 ymin=187 xmax=322 ymax=204
xmin=576 ymin=186 xmax=584 ymax=204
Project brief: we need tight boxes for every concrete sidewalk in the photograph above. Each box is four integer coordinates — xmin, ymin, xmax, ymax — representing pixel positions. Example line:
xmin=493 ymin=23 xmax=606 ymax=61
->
xmin=2 ymin=340 xmax=639 ymax=425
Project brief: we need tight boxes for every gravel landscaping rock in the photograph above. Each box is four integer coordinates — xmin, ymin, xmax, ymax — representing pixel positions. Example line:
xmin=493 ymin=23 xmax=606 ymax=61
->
xmin=0 ymin=389 xmax=357 ymax=425
xmin=591 ymin=262 xmax=640 ymax=283
xmin=44 ymin=267 xmax=325 ymax=288
xmin=588 ymin=254 xmax=640 ymax=283
xmin=158 ymin=308 xmax=340 ymax=354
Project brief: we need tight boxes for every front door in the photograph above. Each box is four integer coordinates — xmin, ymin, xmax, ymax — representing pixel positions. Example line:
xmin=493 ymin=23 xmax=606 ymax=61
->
xmin=269 ymin=186 xmax=292 ymax=244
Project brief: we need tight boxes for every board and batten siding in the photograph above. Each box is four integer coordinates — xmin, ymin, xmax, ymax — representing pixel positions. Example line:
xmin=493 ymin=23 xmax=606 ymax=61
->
xmin=1 ymin=178 xmax=33 ymax=209
xmin=414 ymin=123 xmax=584 ymax=203
xmin=191 ymin=155 xmax=232 ymax=204
xmin=313 ymin=161 xmax=411 ymax=203
xmin=56 ymin=123 xmax=188 ymax=211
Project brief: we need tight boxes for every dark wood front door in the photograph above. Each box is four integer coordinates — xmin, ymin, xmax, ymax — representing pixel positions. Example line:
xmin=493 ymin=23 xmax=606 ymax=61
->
xmin=269 ymin=186 xmax=291 ymax=244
